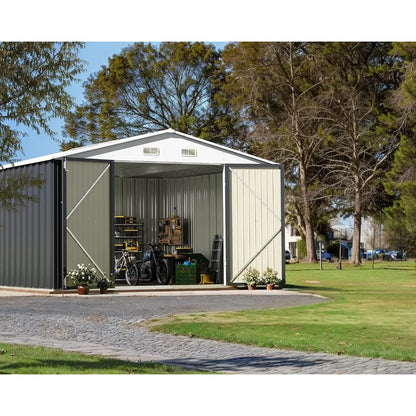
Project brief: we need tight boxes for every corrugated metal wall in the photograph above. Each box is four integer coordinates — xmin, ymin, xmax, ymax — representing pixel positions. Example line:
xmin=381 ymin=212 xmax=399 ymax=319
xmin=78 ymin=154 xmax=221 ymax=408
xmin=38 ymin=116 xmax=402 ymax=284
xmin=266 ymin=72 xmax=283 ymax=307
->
xmin=114 ymin=173 xmax=223 ymax=259
xmin=0 ymin=161 xmax=58 ymax=289
xmin=227 ymin=167 xmax=283 ymax=284
xmin=114 ymin=177 xmax=160 ymax=242
xmin=159 ymin=174 xmax=223 ymax=258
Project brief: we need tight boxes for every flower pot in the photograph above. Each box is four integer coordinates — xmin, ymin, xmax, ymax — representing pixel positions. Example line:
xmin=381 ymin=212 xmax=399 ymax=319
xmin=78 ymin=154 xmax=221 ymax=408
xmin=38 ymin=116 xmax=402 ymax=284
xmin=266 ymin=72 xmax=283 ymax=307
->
xmin=99 ymin=287 xmax=108 ymax=294
xmin=266 ymin=283 xmax=275 ymax=291
xmin=77 ymin=285 xmax=89 ymax=295
xmin=248 ymin=284 xmax=256 ymax=290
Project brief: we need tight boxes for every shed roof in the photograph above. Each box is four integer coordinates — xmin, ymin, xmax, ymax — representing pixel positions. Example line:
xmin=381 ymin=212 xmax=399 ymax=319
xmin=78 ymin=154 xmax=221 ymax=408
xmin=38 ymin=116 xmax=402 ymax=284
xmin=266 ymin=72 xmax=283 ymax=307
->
xmin=4 ymin=129 xmax=277 ymax=169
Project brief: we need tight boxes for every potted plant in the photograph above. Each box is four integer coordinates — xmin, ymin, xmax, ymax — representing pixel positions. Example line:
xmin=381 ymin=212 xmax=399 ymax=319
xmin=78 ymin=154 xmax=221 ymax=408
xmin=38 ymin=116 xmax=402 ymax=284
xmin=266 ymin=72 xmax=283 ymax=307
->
xmin=260 ymin=267 xmax=279 ymax=290
xmin=66 ymin=264 xmax=97 ymax=295
xmin=243 ymin=267 xmax=260 ymax=290
xmin=96 ymin=274 xmax=112 ymax=294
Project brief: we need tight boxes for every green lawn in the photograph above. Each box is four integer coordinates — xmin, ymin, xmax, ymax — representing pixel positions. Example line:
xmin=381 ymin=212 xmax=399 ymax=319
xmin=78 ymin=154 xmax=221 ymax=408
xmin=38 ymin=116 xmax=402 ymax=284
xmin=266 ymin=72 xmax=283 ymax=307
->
xmin=0 ymin=343 xmax=204 ymax=374
xmin=146 ymin=261 xmax=416 ymax=362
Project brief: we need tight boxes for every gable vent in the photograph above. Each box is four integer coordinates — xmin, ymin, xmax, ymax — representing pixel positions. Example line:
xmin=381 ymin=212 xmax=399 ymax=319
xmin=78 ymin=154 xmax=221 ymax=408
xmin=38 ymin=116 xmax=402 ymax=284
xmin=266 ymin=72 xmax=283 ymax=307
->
xmin=143 ymin=147 xmax=160 ymax=156
xmin=181 ymin=148 xmax=197 ymax=157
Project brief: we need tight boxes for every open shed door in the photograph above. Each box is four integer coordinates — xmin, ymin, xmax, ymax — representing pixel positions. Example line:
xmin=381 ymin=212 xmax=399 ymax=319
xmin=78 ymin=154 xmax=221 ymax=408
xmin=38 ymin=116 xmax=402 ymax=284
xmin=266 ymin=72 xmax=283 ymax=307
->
xmin=64 ymin=159 xmax=112 ymax=284
xmin=225 ymin=165 xmax=285 ymax=284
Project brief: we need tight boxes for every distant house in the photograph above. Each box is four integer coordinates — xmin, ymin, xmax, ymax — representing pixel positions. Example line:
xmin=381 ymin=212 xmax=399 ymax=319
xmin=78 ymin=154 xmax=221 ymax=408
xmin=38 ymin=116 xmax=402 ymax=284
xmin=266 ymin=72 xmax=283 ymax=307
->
xmin=285 ymin=224 xmax=301 ymax=259
xmin=360 ymin=217 xmax=386 ymax=252
xmin=285 ymin=219 xmax=353 ymax=260
xmin=286 ymin=216 xmax=386 ymax=262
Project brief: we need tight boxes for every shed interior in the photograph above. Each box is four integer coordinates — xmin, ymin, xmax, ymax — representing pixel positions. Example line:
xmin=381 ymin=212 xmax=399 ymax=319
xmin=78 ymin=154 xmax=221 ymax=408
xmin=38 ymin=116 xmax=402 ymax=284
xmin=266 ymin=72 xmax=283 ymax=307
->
xmin=113 ymin=162 xmax=225 ymax=285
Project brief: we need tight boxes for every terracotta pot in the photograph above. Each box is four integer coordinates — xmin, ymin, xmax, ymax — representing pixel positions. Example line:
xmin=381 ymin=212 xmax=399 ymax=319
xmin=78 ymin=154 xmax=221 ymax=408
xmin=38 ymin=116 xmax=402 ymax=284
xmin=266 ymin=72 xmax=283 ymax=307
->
xmin=99 ymin=287 xmax=108 ymax=294
xmin=77 ymin=285 xmax=89 ymax=295
xmin=248 ymin=284 xmax=256 ymax=290
xmin=266 ymin=283 xmax=275 ymax=291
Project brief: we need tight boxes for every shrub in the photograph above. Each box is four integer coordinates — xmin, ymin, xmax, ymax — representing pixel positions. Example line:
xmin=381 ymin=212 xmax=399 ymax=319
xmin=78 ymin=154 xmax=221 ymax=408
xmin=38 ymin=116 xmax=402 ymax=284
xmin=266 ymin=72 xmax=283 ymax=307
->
xmin=259 ymin=267 xmax=279 ymax=285
xmin=66 ymin=264 xmax=97 ymax=286
xmin=243 ymin=267 xmax=260 ymax=286
xmin=297 ymin=239 xmax=307 ymax=260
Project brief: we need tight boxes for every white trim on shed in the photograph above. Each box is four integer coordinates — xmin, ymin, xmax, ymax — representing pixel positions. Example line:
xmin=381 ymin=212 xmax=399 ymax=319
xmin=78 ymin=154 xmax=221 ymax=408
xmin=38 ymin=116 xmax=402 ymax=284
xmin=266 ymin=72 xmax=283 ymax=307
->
xmin=4 ymin=129 xmax=274 ymax=169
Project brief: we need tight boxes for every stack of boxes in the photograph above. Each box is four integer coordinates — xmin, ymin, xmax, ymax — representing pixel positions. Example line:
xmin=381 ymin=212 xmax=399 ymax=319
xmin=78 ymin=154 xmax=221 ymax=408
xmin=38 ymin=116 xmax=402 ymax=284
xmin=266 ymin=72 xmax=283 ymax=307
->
xmin=158 ymin=215 xmax=183 ymax=246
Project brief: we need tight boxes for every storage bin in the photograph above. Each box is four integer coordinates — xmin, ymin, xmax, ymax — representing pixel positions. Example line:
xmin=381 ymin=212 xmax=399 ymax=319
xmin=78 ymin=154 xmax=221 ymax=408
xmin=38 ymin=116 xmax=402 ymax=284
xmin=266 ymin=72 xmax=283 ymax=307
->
xmin=126 ymin=240 xmax=139 ymax=251
xmin=175 ymin=263 xmax=200 ymax=284
xmin=176 ymin=247 xmax=193 ymax=255
xmin=125 ymin=229 xmax=138 ymax=236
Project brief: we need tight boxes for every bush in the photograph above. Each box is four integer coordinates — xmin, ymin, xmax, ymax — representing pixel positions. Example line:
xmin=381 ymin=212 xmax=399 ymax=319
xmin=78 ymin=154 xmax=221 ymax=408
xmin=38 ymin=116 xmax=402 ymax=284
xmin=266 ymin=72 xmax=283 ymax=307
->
xmin=326 ymin=243 xmax=340 ymax=258
xmin=259 ymin=267 xmax=279 ymax=285
xmin=243 ymin=267 xmax=260 ymax=286
xmin=297 ymin=239 xmax=307 ymax=260
xmin=66 ymin=264 xmax=97 ymax=286
xmin=327 ymin=242 xmax=349 ymax=260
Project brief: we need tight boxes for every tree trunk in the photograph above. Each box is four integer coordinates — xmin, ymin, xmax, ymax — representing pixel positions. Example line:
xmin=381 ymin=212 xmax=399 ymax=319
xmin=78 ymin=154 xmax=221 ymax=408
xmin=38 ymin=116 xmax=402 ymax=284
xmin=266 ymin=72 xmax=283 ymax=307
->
xmin=299 ymin=161 xmax=317 ymax=262
xmin=288 ymin=45 xmax=317 ymax=264
xmin=351 ymin=191 xmax=362 ymax=265
xmin=304 ymin=217 xmax=316 ymax=263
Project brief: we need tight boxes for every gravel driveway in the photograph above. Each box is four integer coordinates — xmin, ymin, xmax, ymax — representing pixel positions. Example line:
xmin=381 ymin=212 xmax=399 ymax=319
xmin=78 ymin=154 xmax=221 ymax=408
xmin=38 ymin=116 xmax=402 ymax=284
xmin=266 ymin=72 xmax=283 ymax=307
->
xmin=1 ymin=290 xmax=416 ymax=374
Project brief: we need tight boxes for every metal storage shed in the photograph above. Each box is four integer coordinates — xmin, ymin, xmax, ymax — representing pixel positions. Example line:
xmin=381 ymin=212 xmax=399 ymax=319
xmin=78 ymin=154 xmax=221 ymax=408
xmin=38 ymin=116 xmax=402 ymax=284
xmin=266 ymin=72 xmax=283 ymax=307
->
xmin=0 ymin=129 xmax=285 ymax=290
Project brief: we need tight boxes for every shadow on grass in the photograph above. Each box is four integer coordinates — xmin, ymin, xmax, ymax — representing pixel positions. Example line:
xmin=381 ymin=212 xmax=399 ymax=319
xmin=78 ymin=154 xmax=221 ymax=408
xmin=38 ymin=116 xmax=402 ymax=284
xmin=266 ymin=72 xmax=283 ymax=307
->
xmin=379 ymin=266 xmax=416 ymax=271
xmin=284 ymin=284 xmax=339 ymax=292
xmin=0 ymin=357 xmax=190 ymax=374
xmin=286 ymin=267 xmax=324 ymax=272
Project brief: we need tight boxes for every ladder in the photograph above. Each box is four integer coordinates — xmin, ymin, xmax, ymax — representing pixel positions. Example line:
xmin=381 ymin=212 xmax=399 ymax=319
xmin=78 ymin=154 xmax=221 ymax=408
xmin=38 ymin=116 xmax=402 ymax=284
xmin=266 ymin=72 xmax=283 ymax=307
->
xmin=209 ymin=235 xmax=223 ymax=284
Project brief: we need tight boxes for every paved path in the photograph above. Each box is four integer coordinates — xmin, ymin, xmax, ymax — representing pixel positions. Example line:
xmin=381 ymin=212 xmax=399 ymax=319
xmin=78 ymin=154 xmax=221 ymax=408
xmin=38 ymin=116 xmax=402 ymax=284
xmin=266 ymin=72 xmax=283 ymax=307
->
xmin=1 ymin=290 xmax=416 ymax=374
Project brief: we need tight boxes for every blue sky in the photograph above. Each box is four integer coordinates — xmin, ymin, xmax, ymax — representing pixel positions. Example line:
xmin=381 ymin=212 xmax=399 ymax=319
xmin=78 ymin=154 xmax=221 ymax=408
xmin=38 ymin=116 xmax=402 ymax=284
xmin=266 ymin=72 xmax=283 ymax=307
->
xmin=15 ymin=43 xmax=142 ymax=159
xmin=16 ymin=41 xmax=228 ymax=161
xmin=17 ymin=42 xmax=131 ymax=160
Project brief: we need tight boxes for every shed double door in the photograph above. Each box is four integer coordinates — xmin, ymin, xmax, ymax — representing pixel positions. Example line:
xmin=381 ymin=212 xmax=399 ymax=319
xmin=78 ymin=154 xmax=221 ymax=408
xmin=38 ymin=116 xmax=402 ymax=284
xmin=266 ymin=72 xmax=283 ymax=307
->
xmin=225 ymin=165 xmax=284 ymax=284
xmin=64 ymin=159 xmax=112 ymax=283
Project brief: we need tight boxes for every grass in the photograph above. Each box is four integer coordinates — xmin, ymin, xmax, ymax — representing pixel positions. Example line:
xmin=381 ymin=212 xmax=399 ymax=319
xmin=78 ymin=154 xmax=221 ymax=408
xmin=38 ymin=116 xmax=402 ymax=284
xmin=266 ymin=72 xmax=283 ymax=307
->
xmin=146 ymin=261 xmax=416 ymax=362
xmin=0 ymin=343 xmax=204 ymax=374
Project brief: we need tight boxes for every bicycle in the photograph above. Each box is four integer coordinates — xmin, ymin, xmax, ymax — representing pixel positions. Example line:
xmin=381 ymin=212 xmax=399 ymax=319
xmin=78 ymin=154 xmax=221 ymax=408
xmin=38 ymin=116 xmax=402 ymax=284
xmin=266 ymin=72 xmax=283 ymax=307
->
xmin=114 ymin=249 xmax=139 ymax=285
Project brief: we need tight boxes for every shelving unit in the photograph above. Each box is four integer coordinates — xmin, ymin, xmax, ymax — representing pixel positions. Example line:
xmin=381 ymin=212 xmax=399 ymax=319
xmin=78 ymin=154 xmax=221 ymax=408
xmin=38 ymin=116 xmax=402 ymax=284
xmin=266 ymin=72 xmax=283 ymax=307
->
xmin=114 ymin=216 xmax=144 ymax=257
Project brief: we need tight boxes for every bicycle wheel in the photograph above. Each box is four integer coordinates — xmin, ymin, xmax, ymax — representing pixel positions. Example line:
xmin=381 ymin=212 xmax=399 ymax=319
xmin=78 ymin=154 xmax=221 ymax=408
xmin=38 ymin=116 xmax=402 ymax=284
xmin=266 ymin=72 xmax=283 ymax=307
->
xmin=156 ymin=259 xmax=170 ymax=285
xmin=125 ymin=264 xmax=139 ymax=285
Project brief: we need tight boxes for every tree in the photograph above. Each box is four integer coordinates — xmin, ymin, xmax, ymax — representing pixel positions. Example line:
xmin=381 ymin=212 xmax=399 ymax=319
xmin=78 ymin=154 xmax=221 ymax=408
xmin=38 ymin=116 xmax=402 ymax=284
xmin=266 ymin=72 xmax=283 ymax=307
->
xmin=0 ymin=42 xmax=85 ymax=209
xmin=384 ymin=134 xmax=416 ymax=256
xmin=384 ymin=202 xmax=416 ymax=255
xmin=62 ymin=42 xmax=241 ymax=148
xmin=0 ymin=42 xmax=85 ymax=162
xmin=222 ymin=42 xmax=332 ymax=262
xmin=315 ymin=42 xmax=401 ymax=264
xmin=383 ymin=43 xmax=416 ymax=255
